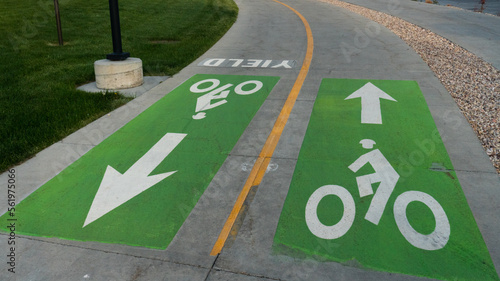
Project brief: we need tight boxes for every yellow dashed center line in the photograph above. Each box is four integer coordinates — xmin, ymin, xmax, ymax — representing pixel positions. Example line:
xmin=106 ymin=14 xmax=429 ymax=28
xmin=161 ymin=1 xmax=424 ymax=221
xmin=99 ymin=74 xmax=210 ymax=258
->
xmin=210 ymin=0 xmax=314 ymax=256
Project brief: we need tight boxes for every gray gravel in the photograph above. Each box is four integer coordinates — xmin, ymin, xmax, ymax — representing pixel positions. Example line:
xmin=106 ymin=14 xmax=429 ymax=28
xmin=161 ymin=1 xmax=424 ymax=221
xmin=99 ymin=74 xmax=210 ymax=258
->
xmin=320 ymin=0 xmax=500 ymax=173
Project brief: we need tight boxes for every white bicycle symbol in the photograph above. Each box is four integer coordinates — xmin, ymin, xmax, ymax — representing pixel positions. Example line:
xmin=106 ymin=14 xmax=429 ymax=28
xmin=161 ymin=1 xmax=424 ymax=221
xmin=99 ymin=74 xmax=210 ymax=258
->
xmin=190 ymin=78 xmax=263 ymax=120
xmin=305 ymin=139 xmax=450 ymax=251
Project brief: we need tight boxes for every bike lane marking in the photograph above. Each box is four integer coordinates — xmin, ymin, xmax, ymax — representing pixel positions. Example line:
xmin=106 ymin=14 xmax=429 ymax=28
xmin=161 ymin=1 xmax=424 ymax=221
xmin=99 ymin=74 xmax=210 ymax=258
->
xmin=0 ymin=74 xmax=280 ymax=249
xmin=210 ymin=0 xmax=314 ymax=256
xmin=273 ymin=78 xmax=499 ymax=280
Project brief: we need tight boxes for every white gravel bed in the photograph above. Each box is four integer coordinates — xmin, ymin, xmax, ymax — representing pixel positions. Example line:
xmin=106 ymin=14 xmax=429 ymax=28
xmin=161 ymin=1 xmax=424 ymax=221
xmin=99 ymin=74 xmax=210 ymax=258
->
xmin=320 ymin=0 xmax=500 ymax=173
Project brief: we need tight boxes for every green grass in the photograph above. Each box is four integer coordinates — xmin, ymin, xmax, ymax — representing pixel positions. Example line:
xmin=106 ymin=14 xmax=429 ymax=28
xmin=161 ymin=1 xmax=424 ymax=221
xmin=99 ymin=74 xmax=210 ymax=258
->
xmin=0 ymin=0 xmax=238 ymax=172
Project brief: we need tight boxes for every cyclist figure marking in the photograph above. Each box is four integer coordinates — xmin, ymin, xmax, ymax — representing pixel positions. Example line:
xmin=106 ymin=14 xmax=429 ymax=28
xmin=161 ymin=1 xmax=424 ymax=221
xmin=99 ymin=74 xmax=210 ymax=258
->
xmin=305 ymin=139 xmax=450 ymax=250
xmin=348 ymin=139 xmax=399 ymax=225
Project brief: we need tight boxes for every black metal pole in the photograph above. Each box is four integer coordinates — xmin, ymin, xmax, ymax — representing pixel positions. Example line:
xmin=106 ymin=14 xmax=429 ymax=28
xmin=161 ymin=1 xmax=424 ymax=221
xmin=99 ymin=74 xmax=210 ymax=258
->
xmin=107 ymin=0 xmax=129 ymax=61
xmin=54 ymin=0 xmax=63 ymax=46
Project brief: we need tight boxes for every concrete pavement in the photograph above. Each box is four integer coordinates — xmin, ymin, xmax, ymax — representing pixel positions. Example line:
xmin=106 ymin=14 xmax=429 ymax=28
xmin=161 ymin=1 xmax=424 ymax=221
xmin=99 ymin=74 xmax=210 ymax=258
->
xmin=1 ymin=0 xmax=499 ymax=280
xmin=341 ymin=0 xmax=500 ymax=70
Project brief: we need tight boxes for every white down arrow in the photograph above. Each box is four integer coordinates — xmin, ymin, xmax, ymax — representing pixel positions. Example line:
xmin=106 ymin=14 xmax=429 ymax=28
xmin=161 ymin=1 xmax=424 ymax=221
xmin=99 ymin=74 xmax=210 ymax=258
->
xmin=83 ymin=133 xmax=187 ymax=227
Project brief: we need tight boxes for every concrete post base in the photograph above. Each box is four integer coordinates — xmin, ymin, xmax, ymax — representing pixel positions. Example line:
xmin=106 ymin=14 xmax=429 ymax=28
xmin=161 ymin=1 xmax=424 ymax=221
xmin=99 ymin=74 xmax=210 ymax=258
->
xmin=94 ymin=58 xmax=143 ymax=90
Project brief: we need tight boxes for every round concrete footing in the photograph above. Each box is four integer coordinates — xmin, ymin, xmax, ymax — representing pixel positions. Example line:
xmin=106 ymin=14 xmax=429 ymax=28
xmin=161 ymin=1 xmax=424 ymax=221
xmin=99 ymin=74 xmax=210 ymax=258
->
xmin=94 ymin=58 xmax=143 ymax=90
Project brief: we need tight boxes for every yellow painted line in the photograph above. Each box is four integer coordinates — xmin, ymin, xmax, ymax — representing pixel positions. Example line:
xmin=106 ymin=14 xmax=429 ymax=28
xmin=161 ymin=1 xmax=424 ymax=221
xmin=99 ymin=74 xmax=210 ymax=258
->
xmin=210 ymin=0 xmax=314 ymax=256
xmin=253 ymin=157 xmax=271 ymax=186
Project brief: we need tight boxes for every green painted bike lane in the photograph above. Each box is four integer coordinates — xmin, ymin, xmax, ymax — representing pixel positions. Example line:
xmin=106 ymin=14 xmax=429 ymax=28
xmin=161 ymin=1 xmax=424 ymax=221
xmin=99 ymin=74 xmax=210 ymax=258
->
xmin=1 ymin=74 xmax=280 ymax=249
xmin=273 ymin=78 xmax=498 ymax=280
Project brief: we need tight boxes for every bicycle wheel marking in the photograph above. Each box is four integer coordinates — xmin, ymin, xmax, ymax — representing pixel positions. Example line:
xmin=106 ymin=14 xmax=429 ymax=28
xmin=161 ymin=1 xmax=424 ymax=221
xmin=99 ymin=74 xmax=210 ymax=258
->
xmin=0 ymin=74 xmax=280 ymax=249
xmin=273 ymin=79 xmax=498 ymax=280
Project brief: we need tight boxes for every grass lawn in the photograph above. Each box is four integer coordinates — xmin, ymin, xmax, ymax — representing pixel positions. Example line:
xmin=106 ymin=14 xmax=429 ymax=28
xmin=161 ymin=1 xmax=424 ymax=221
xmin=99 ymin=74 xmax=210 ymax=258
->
xmin=0 ymin=0 xmax=238 ymax=172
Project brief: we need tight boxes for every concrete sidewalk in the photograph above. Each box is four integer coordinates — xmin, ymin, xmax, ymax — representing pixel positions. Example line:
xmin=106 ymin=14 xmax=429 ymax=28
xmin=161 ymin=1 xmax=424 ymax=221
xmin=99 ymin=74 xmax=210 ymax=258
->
xmin=1 ymin=0 xmax=499 ymax=280
xmin=342 ymin=0 xmax=500 ymax=70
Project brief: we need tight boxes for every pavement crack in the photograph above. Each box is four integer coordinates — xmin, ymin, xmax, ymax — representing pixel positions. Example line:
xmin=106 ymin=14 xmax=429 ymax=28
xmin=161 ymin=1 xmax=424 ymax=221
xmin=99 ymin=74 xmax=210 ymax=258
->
xmin=454 ymin=169 xmax=498 ymax=175
xmin=14 ymin=235 xmax=213 ymax=271
xmin=204 ymin=253 xmax=220 ymax=281
xmin=211 ymin=267 xmax=283 ymax=280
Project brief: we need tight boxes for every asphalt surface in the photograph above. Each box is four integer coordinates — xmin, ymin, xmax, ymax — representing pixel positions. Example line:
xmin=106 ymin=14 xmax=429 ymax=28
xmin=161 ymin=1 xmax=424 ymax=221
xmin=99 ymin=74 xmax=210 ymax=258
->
xmin=1 ymin=0 xmax=499 ymax=280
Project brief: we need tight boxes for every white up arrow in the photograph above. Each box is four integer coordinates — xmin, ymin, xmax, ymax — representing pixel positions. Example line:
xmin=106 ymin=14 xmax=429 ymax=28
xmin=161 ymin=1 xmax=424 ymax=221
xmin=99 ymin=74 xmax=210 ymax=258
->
xmin=344 ymin=82 xmax=397 ymax=124
xmin=83 ymin=133 xmax=187 ymax=227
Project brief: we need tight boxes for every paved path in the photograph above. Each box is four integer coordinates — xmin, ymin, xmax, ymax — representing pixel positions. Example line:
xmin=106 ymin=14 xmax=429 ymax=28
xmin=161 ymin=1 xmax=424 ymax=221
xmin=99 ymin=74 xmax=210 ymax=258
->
xmin=343 ymin=0 xmax=500 ymax=69
xmin=1 ymin=0 xmax=499 ymax=280
xmin=436 ymin=0 xmax=500 ymax=17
